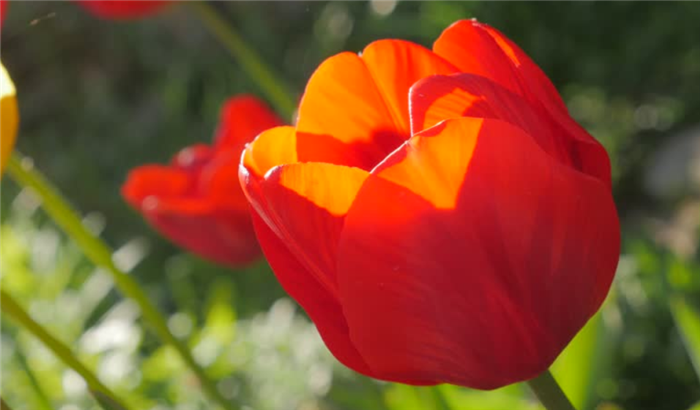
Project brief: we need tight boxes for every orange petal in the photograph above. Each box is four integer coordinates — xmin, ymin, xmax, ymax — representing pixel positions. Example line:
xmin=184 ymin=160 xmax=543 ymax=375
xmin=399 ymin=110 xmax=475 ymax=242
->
xmin=372 ymin=119 xmax=480 ymax=209
xmin=241 ymin=125 xmax=298 ymax=181
xmin=360 ymin=40 xmax=458 ymax=136
xmin=296 ymin=42 xmax=456 ymax=170
xmin=337 ymin=117 xmax=619 ymax=387
xmin=295 ymin=52 xmax=401 ymax=169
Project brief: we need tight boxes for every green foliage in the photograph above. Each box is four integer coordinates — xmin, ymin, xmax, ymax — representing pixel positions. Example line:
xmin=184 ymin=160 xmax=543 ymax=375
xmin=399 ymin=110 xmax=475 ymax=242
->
xmin=670 ymin=296 xmax=700 ymax=381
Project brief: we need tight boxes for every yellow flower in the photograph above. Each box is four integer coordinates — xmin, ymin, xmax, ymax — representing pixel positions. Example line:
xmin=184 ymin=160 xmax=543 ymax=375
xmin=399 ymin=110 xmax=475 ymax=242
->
xmin=1 ymin=61 xmax=18 ymax=176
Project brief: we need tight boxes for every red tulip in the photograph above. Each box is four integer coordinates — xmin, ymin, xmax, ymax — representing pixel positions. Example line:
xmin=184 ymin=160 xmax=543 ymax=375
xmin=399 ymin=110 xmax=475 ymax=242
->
xmin=0 ymin=0 xmax=7 ymax=26
xmin=239 ymin=20 xmax=620 ymax=388
xmin=123 ymin=95 xmax=282 ymax=267
xmin=75 ymin=0 xmax=170 ymax=20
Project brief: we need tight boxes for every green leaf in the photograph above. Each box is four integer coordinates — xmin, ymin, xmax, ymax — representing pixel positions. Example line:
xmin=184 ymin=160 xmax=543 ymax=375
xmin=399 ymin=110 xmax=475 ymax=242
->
xmin=0 ymin=289 xmax=130 ymax=410
xmin=686 ymin=401 xmax=700 ymax=410
xmin=551 ymin=293 xmax=616 ymax=410
xmin=437 ymin=384 xmax=538 ymax=410
xmin=669 ymin=296 xmax=700 ymax=380
xmin=384 ymin=384 xmax=537 ymax=410
xmin=551 ymin=313 xmax=601 ymax=409
xmin=384 ymin=386 xmax=451 ymax=410
xmin=91 ymin=390 xmax=129 ymax=410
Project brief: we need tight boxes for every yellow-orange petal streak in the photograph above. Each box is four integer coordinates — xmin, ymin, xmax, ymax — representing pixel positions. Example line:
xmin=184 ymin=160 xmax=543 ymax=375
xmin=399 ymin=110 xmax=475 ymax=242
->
xmin=374 ymin=119 xmax=482 ymax=209
xmin=242 ymin=125 xmax=298 ymax=180
xmin=1 ymin=62 xmax=18 ymax=175
xmin=409 ymin=73 xmax=572 ymax=168
xmin=270 ymin=163 xmax=368 ymax=217
xmin=296 ymin=52 xmax=400 ymax=168
xmin=260 ymin=163 xmax=369 ymax=297
xmin=360 ymin=40 xmax=458 ymax=137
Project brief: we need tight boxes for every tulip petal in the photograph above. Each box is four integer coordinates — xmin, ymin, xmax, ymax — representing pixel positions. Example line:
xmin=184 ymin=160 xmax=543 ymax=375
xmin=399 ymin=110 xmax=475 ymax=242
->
xmin=296 ymin=41 xmax=457 ymax=170
xmin=129 ymin=144 xmax=249 ymax=213
xmin=122 ymin=165 xmax=259 ymax=266
xmin=296 ymin=52 xmax=401 ymax=170
xmin=214 ymin=95 xmax=283 ymax=149
xmin=75 ymin=0 xmax=170 ymax=19
xmin=409 ymin=73 xmax=611 ymax=181
xmin=249 ymin=211 xmax=373 ymax=376
xmin=150 ymin=207 xmax=258 ymax=266
xmin=254 ymin=163 xmax=368 ymax=299
xmin=360 ymin=40 xmax=458 ymax=136
xmin=245 ymin=162 xmax=376 ymax=375
xmin=433 ymin=20 xmax=567 ymax=117
xmin=122 ymin=165 xmax=194 ymax=209
xmin=0 ymin=0 xmax=8 ymax=27
xmin=201 ymin=151 xmax=251 ymax=211
xmin=337 ymin=117 xmax=619 ymax=388
xmin=433 ymin=21 xmax=611 ymax=185
xmin=241 ymin=125 xmax=298 ymax=182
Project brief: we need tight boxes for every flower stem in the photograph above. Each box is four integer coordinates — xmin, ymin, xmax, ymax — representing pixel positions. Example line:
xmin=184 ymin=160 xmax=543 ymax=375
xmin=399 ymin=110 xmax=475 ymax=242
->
xmin=0 ymin=289 xmax=130 ymax=410
xmin=527 ymin=370 xmax=577 ymax=410
xmin=5 ymin=153 xmax=235 ymax=410
xmin=188 ymin=1 xmax=296 ymax=120
xmin=1 ymin=397 xmax=14 ymax=410
xmin=13 ymin=345 xmax=54 ymax=410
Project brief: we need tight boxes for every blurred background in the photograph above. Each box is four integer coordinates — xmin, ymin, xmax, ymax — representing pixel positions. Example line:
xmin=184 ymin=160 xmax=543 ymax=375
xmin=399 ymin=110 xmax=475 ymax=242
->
xmin=1 ymin=2 xmax=700 ymax=410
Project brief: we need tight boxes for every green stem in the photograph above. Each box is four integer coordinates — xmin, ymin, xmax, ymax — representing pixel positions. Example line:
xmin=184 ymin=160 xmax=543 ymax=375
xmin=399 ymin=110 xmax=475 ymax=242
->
xmin=527 ymin=370 xmax=577 ymax=410
xmin=13 ymin=342 xmax=54 ymax=410
xmin=6 ymin=153 xmax=235 ymax=410
xmin=1 ymin=397 xmax=14 ymax=410
xmin=188 ymin=1 xmax=296 ymax=120
xmin=0 ymin=289 xmax=129 ymax=410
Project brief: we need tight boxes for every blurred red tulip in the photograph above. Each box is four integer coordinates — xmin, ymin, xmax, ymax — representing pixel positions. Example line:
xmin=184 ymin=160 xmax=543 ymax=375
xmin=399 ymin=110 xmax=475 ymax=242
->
xmin=0 ymin=0 xmax=7 ymax=26
xmin=75 ymin=0 xmax=170 ymax=20
xmin=123 ymin=95 xmax=282 ymax=267
xmin=239 ymin=20 xmax=620 ymax=388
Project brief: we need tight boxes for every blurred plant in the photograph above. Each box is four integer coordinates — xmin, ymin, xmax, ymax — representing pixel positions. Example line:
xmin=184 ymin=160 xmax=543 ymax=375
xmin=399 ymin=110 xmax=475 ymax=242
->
xmin=74 ymin=0 xmax=171 ymax=20
xmin=5 ymin=154 xmax=235 ymax=410
xmin=0 ymin=189 xmax=343 ymax=410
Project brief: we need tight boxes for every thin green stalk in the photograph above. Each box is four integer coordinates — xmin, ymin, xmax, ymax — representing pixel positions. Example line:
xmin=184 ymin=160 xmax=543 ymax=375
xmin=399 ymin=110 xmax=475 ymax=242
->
xmin=188 ymin=1 xmax=296 ymax=119
xmin=527 ymin=370 xmax=577 ymax=410
xmin=0 ymin=289 xmax=129 ymax=410
xmin=1 ymin=397 xmax=14 ymax=410
xmin=6 ymin=153 xmax=235 ymax=410
xmin=12 ymin=341 xmax=54 ymax=410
